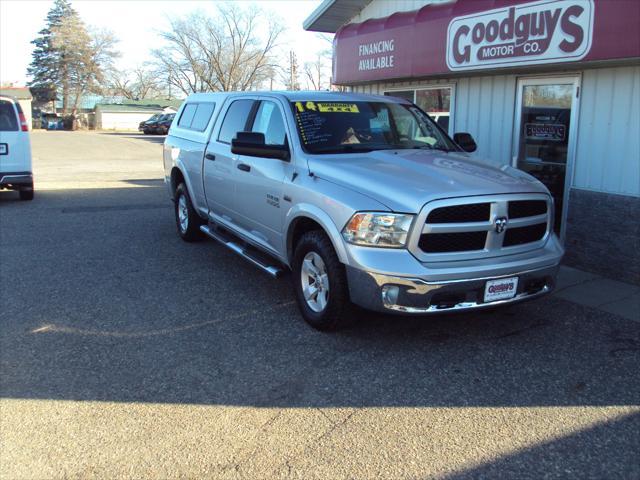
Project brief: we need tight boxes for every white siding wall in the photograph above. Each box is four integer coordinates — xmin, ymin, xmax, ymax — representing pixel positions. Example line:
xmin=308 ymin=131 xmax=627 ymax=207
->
xmin=573 ymin=66 xmax=640 ymax=196
xmin=97 ymin=112 xmax=157 ymax=131
xmin=350 ymin=65 xmax=640 ymax=197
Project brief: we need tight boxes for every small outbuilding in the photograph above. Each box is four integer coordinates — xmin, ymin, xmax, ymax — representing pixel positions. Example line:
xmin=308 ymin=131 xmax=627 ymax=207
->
xmin=95 ymin=103 xmax=177 ymax=131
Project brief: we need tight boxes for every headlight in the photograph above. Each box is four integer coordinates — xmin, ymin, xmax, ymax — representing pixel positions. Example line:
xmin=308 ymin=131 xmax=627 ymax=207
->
xmin=342 ymin=212 xmax=414 ymax=248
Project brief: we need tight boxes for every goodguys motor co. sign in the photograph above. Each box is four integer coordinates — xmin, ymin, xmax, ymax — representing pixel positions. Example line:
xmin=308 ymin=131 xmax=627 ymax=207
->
xmin=332 ymin=0 xmax=638 ymax=84
xmin=447 ymin=0 xmax=594 ymax=70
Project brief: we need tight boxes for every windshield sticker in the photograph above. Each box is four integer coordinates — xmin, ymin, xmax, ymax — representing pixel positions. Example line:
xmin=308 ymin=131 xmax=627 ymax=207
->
xmin=295 ymin=101 xmax=359 ymax=113
xmin=317 ymin=103 xmax=359 ymax=113
xmin=294 ymin=110 xmax=332 ymax=145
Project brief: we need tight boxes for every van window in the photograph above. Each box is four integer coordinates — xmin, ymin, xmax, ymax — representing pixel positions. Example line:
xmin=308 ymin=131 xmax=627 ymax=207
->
xmin=251 ymin=101 xmax=286 ymax=145
xmin=0 ymin=101 xmax=18 ymax=131
xmin=218 ymin=100 xmax=254 ymax=144
xmin=190 ymin=103 xmax=215 ymax=131
xmin=178 ymin=104 xmax=197 ymax=128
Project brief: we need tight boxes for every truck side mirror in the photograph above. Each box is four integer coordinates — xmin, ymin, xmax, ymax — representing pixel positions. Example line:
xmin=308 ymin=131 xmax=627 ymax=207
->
xmin=231 ymin=131 xmax=290 ymax=161
xmin=453 ymin=132 xmax=477 ymax=153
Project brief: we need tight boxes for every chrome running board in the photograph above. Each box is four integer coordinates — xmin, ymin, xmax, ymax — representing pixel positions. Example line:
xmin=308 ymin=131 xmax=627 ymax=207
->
xmin=200 ymin=225 xmax=283 ymax=278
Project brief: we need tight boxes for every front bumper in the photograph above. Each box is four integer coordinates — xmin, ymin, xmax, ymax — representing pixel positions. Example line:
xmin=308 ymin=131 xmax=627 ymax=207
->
xmin=344 ymin=235 xmax=563 ymax=314
xmin=347 ymin=263 xmax=558 ymax=314
xmin=0 ymin=172 xmax=33 ymax=189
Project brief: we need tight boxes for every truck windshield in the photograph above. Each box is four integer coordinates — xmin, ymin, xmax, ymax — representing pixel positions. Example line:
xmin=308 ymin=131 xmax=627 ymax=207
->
xmin=291 ymin=100 xmax=457 ymax=154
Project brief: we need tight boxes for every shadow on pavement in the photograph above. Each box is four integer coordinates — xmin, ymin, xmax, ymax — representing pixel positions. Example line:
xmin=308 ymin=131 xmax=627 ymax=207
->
xmin=1 ymin=186 xmax=639 ymax=410
xmin=444 ymin=411 xmax=640 ymax=479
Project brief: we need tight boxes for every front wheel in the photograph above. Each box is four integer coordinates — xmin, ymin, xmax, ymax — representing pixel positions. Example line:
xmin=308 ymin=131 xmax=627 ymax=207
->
xmin=292 ymin=231 xmax=353 ymax=331
xmin=174 ymin=183 xmax=203 ymax=242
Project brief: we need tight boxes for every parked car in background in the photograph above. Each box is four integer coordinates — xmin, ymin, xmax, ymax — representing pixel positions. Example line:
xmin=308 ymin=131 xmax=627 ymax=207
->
xmin=140 ymin=114 xmax=161 ymax=134
xmin=0 ymin=95 xmax=34 ymax=200
xmin=144 ymin=113 xmax=173 ymax=135
xmin=163 ymin=92 xmax=564 ymax=331
xmin=155 ymin=113 xmax=175 ymax=135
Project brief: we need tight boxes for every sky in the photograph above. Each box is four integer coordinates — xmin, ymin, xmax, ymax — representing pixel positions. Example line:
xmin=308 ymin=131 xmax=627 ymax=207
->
xmin=0 ymin=0 xmax=328 ymax=87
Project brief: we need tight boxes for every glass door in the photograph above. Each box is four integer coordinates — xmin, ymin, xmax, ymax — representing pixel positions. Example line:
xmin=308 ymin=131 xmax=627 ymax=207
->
xmin=513 ymin=76 xmax=580 ymax=238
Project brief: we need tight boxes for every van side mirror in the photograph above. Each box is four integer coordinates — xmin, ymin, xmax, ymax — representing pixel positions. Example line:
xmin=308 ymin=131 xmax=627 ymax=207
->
xmin=453 ymin=132 xmax=477 ymax=153
xmin=231 ymin=131 xmax=290 ymax=161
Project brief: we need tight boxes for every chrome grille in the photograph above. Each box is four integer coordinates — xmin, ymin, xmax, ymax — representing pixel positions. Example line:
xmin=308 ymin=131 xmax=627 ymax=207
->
xmin=409 ymin=194 xmax=552 ymax=262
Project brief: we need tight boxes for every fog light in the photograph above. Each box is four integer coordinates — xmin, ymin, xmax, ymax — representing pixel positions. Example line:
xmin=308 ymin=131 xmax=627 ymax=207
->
xmin=381 ymin=285 xmax=400 ymax=306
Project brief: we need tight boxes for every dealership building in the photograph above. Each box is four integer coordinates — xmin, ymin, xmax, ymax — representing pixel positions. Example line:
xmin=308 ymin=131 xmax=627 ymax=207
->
xmin=304 ymin=0 xmax=640 ymax=283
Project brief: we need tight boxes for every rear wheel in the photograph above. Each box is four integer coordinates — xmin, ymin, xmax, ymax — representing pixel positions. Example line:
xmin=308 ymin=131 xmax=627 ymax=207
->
xmin=19 ymin=184 xmax=34 ymax=201
xmin=292 ymin=230 xmax=353 ymax=331
xmin=174 ymin=183 xmax=203 ymax=242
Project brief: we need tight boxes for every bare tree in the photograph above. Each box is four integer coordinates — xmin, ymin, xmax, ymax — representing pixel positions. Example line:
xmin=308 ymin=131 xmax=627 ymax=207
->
xmin=110 ymin=66 xmax=162 ymax=100
xmin=301 ymin=33 xmax=333 ymax=90
xmin=303 ymin=54 xmax=327 ymax=90
xmin=152 ymin=4 xmax=284 ymax=95
xmin=50 ymin=15 xmax=119 ymax=114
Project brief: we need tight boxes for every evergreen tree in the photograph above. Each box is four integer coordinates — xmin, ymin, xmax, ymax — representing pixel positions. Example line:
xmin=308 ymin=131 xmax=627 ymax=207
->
xmin=27 ymin=0 xmax=76 ymax=112
xmin=27 ymin=0 xmax=118 ymax=115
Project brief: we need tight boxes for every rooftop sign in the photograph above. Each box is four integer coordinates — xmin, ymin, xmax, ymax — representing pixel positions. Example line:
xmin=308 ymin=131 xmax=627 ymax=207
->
xmin=332 ymin=0 xmax=639 ymax=84
xmin=446 ymin=0 xmax=594 ymax=71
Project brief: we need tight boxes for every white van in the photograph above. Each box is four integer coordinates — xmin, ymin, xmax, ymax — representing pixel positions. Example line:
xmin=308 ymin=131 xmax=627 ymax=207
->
xmin=0 ymin=95 xmax=34 ymax=200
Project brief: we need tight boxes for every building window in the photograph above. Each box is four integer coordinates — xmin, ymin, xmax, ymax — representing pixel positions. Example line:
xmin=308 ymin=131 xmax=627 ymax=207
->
xmin=384 ymin=86 xmax=454 ymax=134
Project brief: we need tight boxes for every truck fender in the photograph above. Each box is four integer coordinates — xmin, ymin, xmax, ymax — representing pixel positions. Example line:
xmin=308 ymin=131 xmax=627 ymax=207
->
xmin=170 ymin=161 xmax=196 ymax=203
xmin=284 ymin=203 xmax=349 ymax=265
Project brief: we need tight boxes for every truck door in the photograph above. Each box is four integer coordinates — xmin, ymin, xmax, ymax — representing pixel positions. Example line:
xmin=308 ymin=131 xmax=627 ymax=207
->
xmin=233 ymin=99 xmax=293 ymax=253
xmin=203 ymin=98 xmax=256 ymax=222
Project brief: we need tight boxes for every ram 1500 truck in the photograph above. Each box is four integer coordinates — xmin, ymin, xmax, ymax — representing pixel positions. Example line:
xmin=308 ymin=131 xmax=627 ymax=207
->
xmin=163 ymin=92 xmax=564 ymax=330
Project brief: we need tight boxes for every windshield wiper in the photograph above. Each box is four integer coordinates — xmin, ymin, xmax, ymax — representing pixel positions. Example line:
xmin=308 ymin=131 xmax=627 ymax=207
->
xmin=430 ymin=145 xmax=453 ymax=153
xmin=400 ymin=145 xmax=455 ymax=153
xmin=310 ymin=144 xmax=395 ymax=154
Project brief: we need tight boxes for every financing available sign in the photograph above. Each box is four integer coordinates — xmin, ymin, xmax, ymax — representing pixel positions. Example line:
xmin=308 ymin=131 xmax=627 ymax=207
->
xmin=446 ymin=0 xmax=594 ymax=71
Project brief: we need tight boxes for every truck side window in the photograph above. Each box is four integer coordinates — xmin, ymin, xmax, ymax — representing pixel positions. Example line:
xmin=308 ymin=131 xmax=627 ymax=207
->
xmin=178 ymin=104 xmax=197 ymax=128
xmin=190 ymin=103 xmax=215 ymax=131
xmin=217 ymin=100 xmax=255 ymax=144
xmin=251 ymin=101 xmax=286 ymax=146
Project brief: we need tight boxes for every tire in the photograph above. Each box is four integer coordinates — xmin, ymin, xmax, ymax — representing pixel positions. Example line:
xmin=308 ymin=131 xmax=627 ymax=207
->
xmin=292 ymin=230 xmax=353 ymax=331
xmin=174 ymin=183 xmax=203 ymax=242
xmin=19 ymin=185 xmax=34 ymax=201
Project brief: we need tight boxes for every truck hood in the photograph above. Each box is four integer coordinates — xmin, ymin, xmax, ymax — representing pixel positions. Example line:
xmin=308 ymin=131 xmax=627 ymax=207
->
xmin=307 ymin=149 xmax=549 ymax=213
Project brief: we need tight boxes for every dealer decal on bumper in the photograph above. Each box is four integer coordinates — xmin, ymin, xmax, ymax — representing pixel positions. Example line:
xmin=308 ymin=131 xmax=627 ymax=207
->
xmin=484 ymin=277 xmax=519 ymax=302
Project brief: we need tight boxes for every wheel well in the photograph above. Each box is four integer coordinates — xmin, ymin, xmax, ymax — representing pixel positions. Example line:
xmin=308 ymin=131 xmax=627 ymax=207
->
xmin=170 ymin=167 xmax=185 ymax=198
xmin=287 ymin=217 xmax=325 ymax=263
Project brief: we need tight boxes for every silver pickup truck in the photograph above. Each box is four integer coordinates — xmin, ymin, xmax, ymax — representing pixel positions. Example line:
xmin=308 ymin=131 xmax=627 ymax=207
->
xmin=163 ymin=92 xmax=563 ymax=330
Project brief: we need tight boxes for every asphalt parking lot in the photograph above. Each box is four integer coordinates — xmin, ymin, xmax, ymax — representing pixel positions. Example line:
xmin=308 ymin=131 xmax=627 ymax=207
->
xmin=1 ymin=131 xmax=639 ymax=479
